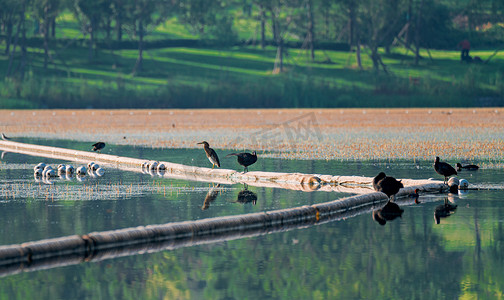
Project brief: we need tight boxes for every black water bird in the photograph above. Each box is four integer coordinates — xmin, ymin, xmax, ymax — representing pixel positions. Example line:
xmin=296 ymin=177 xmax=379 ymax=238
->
xmin=1 ymin=133 xmax=9 ymax=140
xmin=372 ymin=201 xmax=404 ymax=226
xmin=434 ymin=198 xmax=457 ymax=224
xmin=434 ymin=156 xmax=457 ymax=184
xmin=226 ymin=151 xmax=257 ymax=173
xmin=197 ymin=141 xmax=220 ymax=169
xmin=373 ymin=172 xmax=404 ymax=201
xmin=202 ymin=184 xmax=221 ymax=210
xmin=92 ymin=142 xmax=106 ymax=152
xmin=456 ymin=163 xmax=479 ymax=171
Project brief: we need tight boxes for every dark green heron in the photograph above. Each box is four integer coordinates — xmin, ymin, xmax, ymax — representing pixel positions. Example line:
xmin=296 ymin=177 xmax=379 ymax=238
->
xmin=456 ymin=163 xmax=479 ymax=171
xmin=372 ymin=172 xmax=404 ymax=201
xmin=226 ymin=151 xmax=257 ymax=173
xmin=92 ymin=142 xmax=106 ymax=152
xmin=197 ymin=141 xmax=220 ymax=169
xmin=434 ymin=156 xmax=457 ymax=184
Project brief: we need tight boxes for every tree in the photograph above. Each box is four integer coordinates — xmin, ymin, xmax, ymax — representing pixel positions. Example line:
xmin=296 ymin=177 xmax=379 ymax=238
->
xmin=0 ymin=0 xmax=23 ymax=55
xmin=32 ymin=0 xmax=61 ymax=68
xmin=73 ymin=0 xmax=112 ymax=60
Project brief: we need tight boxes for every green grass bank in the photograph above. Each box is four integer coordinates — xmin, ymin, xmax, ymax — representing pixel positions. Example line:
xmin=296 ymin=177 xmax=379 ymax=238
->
xmin=1 ymin=42 xmax=504 ymax=109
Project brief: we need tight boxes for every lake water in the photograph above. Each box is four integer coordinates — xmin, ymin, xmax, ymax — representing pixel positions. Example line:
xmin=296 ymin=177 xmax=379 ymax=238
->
xmin=0 ymin=139 xmax=503 ymax=299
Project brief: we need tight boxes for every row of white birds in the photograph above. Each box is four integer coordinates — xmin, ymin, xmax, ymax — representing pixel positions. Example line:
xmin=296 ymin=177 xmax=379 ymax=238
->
xmin=34 ymin=162 xmax=105 ymax=179
xmin=141 ymin=161 xmax=167 ymax=176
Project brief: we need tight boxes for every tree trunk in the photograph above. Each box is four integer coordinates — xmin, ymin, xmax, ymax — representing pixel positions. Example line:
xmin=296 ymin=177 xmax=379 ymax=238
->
xmin=43 ymin=6 xmax=50 ymax=69
xmin=106 ymin=17 xmax=111 ymax=41
xmin=259 ymin=4 xmax=265 ymax=49
xmin=18 ymin=5 xmax=27 ymax=81
xmin=51 ymin=17 xmax=56 ymax=38
xmin=348 ymin=2 xmax=356 ymax=47
xmin=414 ymin=0 xmax=425 ymax=65
xmin=274 ymin=40 xmax=283 ymax=73
xmin=271 ymin=13 xmax=278 ymax=42
xmin=89 ymin=17 xmax=95 ymax=61
xmin=6 ymin=19 xmax=21 ymax=77
xmin=405 ymin=0 xmax=412 ymax=45
xmin=5 ymin=19 xmax=13 ymax=55
xmin=306 ymin=0 xmax=315 ymax=61
xmin=117 ymin=11 xmax=122 ymax=41
xmin=135 ymin=20 xmax=144 ymax=72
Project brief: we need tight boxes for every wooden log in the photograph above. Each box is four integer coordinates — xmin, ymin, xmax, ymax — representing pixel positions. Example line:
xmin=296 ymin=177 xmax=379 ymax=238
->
xmin=0 ymin=139 xmax=445 ymax=193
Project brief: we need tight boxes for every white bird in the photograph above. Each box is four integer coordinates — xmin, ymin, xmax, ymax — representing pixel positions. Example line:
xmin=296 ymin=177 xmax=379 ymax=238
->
xmin=44 ymin=169 xmax=56 ymax=177
xmin=58 ymin=165 xmax=66 ymax=174
xmin=76 ymin=166 xmax=87 ymax=175
xmin=95 ymin=168 xmax=105 ymax=176
xmin=66 ymin=165 xmax=75 ymax=174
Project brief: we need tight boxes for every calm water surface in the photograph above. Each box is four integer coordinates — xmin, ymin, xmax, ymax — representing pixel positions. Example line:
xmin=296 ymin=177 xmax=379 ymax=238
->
xmin=0 ymin=139 xmax=503 ymax=299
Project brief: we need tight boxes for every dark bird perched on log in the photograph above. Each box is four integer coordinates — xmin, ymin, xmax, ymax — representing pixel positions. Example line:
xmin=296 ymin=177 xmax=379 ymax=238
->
xmin=373 ymin=172 xmax=404 ymax=201
xmin=1 ymin=133 xmax=9 ymax=140
xmin=92 ymin=142 xmax=106 ymax=152
xmin=456 ymin=163 xmax=479 ymax=171
xmin=434 ymin=156 xmax=457 ymax=184
xmin=197 ymin=141 xmax=220 ymax=169
xmin=372 ymin=201 xmax=404 ymax=226
xmin=434 ymin=198 xmax=457 ymax=224
xmin=226 ymin=151 xmax=257 ymax=173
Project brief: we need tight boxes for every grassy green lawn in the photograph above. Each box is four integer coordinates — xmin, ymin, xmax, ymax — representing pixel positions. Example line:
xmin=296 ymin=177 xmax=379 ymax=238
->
xmin=1 ymin=34 xmax=504 ymax=108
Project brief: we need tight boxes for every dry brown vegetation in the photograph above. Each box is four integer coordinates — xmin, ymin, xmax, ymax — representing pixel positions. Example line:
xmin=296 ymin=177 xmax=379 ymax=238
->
xmin=1 ymin=108 xmax=503 ymax=161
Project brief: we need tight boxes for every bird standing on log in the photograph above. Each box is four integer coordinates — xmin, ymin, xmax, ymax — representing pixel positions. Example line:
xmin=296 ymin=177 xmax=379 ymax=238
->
xmin=197 ymin=141 xmax=220 ymax=169
xmin=92 ymin=142 xmax=106 ymax=153
xmin=373 ymin=172 xmax=404 ymax=201
xmin=434 ymin=156 xmax=457 ymax=184
xmin=226 ymin=151 xmax=257 ymax=173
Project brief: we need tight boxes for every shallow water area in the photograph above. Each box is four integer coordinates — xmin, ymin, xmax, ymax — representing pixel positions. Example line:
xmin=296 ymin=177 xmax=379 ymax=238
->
xmin=0 ymin=139 xmax=503 ymax=299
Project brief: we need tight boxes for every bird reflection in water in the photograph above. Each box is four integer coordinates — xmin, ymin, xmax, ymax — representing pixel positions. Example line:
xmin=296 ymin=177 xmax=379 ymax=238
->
xmin=434 ymin=197 xmax=457 ymax=224
xmin=236 ymin=184 xmax=257 ymax=205
xmin=201 ymin=184 xmax=221 ymax=211
xmin=372 ymin=201 xmax=404 ymax=226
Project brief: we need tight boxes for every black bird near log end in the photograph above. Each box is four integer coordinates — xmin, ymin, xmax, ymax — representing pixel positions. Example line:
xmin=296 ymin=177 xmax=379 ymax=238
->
xmin=226 ymin=151 xmax=257 ymax=173
xmin=197 ymin=141 xmax=220 ymax=169
xmin=1 ymin=133 xmax=9 ymax=140
xmin=456 ymin=163 xmax=479 ymax=171
xmin=92 ymin=142 xmax=106 ymax=152
xmin=373 ymin=172 xmax=404 ymax=201
xmin=434 ymin=156 xmax=457 ymax=184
